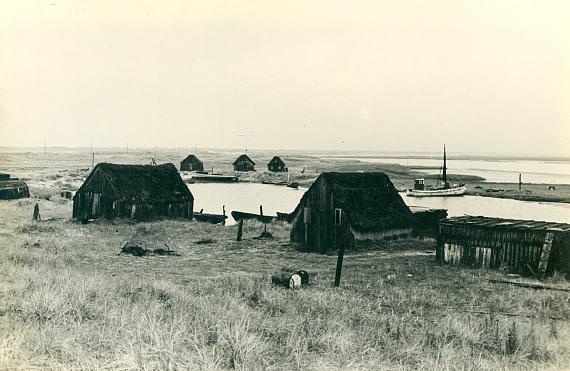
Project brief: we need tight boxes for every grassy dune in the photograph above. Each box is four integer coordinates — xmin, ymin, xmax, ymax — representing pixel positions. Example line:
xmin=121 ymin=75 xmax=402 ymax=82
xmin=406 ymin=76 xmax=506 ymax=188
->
xmin=1 ymin=197 xmax=569 ymax=370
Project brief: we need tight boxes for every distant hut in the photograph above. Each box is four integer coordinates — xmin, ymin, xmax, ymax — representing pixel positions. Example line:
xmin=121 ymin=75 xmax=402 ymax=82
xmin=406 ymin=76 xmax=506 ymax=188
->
xmin=233 ymin=154 xmax=255 ymax=172
xmin=290 ymin=172 xmax=413 ymax=253
xmin=180 ymin=154 xmax=204 ymax=172
xmin=0 ymin=174 xmax=30 ymax=200
xmin=72 ymin=163 xmax=193 ymax=221
xmin=267 ymin=156 xmax=287 ymax=172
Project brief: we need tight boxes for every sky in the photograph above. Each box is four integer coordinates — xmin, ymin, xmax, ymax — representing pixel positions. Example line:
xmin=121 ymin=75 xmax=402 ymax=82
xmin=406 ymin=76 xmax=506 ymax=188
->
xmin=0 ymin=1 xmax=569 ymax=155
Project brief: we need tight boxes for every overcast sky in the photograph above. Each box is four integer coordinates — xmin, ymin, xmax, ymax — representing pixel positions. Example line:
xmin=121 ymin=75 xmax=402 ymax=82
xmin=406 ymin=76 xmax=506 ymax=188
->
xmin=1 ymin=1 xmax=569 ymax=155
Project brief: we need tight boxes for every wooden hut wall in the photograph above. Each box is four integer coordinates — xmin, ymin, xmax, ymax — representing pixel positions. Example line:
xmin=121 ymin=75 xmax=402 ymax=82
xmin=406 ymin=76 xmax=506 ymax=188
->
xmin=438 ymin=223 xmax=570 ymax=275
xmin=290 ymin=178 xmax=356 ymax=253
xmin=73 ymin=167 xmax=194 ymax=221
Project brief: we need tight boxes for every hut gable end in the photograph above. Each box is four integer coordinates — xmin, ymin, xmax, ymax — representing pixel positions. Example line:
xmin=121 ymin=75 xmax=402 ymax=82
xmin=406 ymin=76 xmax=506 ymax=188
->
xmin=290 ymin=172 xmax=413 ymax=252
xmin=73 ymin=163 xmax=193 ymax=221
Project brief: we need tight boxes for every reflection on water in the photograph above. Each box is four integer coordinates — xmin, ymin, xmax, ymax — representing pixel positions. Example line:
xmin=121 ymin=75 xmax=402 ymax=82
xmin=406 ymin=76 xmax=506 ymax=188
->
xmin=188 ymin=183 xmax=570 ymax=225
xmin=344 ymin=157 xmax=570 ymax=184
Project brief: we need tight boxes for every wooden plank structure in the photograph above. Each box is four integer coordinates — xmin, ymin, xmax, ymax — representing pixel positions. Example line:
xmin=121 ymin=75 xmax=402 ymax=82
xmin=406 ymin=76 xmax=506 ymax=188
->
xmin=73 ymin=163 xmax=193 ymax=221
xmin=438 ymin=216 xmax=570 ymax=277
xmin=290 ymin=172 xmax=413 ymax=253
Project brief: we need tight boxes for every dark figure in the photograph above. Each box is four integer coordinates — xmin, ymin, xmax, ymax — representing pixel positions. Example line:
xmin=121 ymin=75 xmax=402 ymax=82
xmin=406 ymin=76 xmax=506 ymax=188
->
xmin=33 ymin=202 xmax=41 ymax=221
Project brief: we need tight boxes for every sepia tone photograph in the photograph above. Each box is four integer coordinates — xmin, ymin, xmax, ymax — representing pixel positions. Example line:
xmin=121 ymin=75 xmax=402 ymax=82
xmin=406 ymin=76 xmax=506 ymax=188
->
xmin=0 ymin=1 xmax=569 ymax=369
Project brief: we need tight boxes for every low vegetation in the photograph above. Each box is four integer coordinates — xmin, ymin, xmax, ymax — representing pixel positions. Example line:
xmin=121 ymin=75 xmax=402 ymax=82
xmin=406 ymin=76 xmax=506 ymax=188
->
xmin=1 ymin=197 xmax=569 ymax=370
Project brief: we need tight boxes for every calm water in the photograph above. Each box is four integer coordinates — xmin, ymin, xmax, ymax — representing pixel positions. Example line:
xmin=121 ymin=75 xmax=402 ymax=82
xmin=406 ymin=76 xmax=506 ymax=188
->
xmin=189 ymin=183 xmax=570 ymax=225
xmin=344 ymin=157 xmax=570 ymax=184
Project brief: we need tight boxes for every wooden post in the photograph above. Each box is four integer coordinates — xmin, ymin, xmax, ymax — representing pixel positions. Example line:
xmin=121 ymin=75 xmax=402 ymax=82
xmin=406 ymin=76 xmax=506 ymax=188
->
xmin=519 ymin=174 xmax=522 ymax=191
xmin=260 ymin=205 xmax=263 ymax=216
xmin=537 ymin=232 xmax=554 ymax=279
xmin=222 ymin=205 xmax=226 ymax=216
xmin=236 ymin=219 xmax=243 ymax=241
xmin=334 ymin=234 xmax=345 ymax=287
xmin=334 ymin=208 xmax=344 ymax=287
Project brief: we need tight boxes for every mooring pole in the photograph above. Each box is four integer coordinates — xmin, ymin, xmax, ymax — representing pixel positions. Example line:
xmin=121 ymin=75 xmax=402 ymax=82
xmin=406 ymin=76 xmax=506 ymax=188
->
xmin=236 ymin=219 xmax=243 ymax=241
xmin=519 ymin=174 xmax=522 ymax=191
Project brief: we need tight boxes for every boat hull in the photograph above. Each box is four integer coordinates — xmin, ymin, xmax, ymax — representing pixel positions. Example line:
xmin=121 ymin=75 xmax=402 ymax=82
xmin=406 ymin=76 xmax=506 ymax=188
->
xmin=407 ymin=185 xmax=466 ymax=197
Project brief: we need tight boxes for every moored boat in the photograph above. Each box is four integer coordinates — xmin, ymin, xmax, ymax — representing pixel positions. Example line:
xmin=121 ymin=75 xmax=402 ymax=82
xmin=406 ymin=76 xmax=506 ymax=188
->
xmin=407 ymin=146 xmax=466 ymax=197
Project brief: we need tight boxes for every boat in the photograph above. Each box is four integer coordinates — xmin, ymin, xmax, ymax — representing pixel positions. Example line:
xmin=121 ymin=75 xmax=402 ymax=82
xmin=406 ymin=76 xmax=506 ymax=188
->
xmin=193 ymin=212 xmax=228 ymax=224
xmin=231 ymin=210 xmax=276 ymax=223
xmin=262 ymin=180 xmax=288 ymax=186
xmin=407 ymin=146 xmax=466 ymax=197
xmin=191 ymin=174 xmax=239 ymax=183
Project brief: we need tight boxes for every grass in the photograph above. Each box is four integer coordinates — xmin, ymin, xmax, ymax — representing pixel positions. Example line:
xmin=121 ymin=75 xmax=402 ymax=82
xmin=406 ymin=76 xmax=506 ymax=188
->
xmin=1 ymin=197 xmax=569 ymax=370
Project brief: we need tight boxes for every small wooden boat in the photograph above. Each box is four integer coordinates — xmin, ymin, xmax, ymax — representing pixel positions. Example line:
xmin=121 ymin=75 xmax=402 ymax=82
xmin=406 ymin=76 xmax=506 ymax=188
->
xmin=231 ymin=210 xmax=276 ymax=223
xmin=407 ymin=146 xmax=466 ymax=197
xmin=193 ymin=210 xmax=228 ymax=224
xmin=191 ymin=174 xmax=239 ymax=183
xmin=262 ymin=180 xmax=287 ymax=186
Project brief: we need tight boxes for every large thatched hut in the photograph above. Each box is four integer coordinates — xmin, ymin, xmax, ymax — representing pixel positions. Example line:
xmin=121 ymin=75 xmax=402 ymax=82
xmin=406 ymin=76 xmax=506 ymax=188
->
xmin=180 ymin=154 xmax=204 ymax=172
xmin=290 ymin=172 xmax=413 ymax=253
xmin=73 ymin=163 xmax=193 ymax=221
xmin=233 ymin=154 xmax=255 ymax=172
xmin=267 ymin=156 xmax=287 ymax=172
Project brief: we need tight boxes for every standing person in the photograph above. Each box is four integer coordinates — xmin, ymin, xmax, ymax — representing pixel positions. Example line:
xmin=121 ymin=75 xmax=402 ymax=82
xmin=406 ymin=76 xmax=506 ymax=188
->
xmin=33 ymin=202 xmax=41 ymax=222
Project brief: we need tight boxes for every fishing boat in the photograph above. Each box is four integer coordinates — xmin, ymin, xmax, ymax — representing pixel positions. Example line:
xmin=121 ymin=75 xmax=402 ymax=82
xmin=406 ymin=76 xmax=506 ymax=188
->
xmin=407 ymin=146 xmax=466 ymax=197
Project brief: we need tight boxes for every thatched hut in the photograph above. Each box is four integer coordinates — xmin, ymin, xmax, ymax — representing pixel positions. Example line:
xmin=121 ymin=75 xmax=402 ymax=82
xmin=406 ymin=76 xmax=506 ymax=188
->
xmin=233 ymin=154 xmax=255 ymax=172
xmin=290 ymin=172 xmax=413 ymax=253
xmin=267 ymin=156 xmax=287 ymax=172
xmin=73 ymin=163 xmax=193 ymax=221
xmin=0 ymin=180 xmax=30 ymax=200
xmin=180 ymin=154 xmax=204 ymax=172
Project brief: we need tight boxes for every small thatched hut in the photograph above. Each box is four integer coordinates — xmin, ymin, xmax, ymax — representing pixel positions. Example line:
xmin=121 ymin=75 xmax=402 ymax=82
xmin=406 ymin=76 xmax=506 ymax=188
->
xmin=267 ymin=156 xmax=287 ymax=172
xmin=180 ymin=154 xmax=204 ymax=172
xmin=73 ymin=163 xmax=193 ymax=221
xmin=0 ymin=179 xmax=30 ymax=200
xmin=233 ymin=154 xmax=255 ymax=172
xmin=290 ymin=172 xmax=413 ymax=253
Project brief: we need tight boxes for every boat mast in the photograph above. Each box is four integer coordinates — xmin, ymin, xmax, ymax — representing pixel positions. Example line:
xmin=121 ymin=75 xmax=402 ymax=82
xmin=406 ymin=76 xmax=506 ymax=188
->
xmin=442 ymin=145 xmax=448 ymax=188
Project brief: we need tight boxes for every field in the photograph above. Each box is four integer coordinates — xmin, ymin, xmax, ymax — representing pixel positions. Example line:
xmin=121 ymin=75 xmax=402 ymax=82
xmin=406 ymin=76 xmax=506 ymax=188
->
xmin=1 ymin=197 xmax=570 ymax=369
xmin=0 ymin=149 xmax=570 ymax=369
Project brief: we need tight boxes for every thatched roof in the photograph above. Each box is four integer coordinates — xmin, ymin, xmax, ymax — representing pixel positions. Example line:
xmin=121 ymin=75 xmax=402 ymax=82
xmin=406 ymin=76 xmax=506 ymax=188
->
xmin=180 ymin=154 xmax=203 ymax=165
xmin=299 ymin=172 xmax=412 ymax=231
xmin=76 ymin=163 xmax=193 ymax=203
xmin=233 ymin=154 xmax=255 ymax=165
xmin=267 ymin=156 xmax=286 ymax=166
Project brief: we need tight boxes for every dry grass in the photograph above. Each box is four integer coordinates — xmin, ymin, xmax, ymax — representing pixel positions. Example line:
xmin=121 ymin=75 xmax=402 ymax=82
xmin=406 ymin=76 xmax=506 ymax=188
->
xmin=1 ymin=196 xmax=569 ymax=370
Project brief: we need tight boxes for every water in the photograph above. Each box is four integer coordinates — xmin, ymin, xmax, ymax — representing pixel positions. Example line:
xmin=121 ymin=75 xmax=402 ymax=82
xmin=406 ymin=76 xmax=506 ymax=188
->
xmin=343 ymin=157 xmax=570 ymax=184
xmin=402 ymin=194 xmax=570 ymax=223
xmin=189 ymin=183 xmax=307 ymax=225
xmin=189 ymin=183 xmax=570 ymax=225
